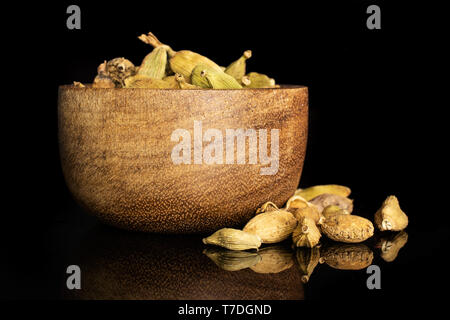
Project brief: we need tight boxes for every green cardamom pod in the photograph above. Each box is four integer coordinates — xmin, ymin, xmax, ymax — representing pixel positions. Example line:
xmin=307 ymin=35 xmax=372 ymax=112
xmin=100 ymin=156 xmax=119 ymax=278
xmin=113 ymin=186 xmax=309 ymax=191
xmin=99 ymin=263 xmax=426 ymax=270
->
xmin=124 ymin=74 xmax=173 ymax=88
xmin=202 ymin=228 xmax=262 ymax=251
xmin=243 ymin=72 xmax=277 ymax=88
xmin=225 ymin=50 xmax=252 ymax=81
xmin=137 ymin=46 xmax=168 ymax=79
xmin=138 ymin=32 xmax=222 ymax=79
xmin=191 ymin=64 xmax=242 ymax=89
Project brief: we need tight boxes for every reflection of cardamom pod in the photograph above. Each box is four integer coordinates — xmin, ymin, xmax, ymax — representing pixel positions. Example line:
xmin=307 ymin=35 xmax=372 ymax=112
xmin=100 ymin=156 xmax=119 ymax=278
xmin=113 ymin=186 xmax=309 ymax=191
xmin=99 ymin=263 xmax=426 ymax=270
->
xmin=225 ymin=50 xmax=252 ymax=81
xmin=138 ymin=32 xmax=222 ymax=79
xmin=106 ymin=57 xmax=136 ymax=87
xmin=310 ymin=193 xmax=354 ymax=214
xmin=296 ymin=247 xmax=321 ymax=283
xmin=321 ymin=243 xmax=373 ymax=270
xmin=137 ymin=46 xmax=168 ymax=79
xmin=124 ymin=74 xmax=174 ymax=88
xmin=203 ymin=247 xmax=261 ymax=271
xmin=242 ymin=72 xmax=276 ymax=88
xmin=191 ymin=64 xmax=242 ymax=89
xmin=292 ymin=217 xmax=321 ymax=248
xmin=377 ymin=231 xmax=408 ymax=262
xmin=374 ymin=195 xmax=408 ymax=231
xmin=250 ymin=245 xmax=294 ymax=274
xmin=202 ymin=228 xmax=261 ymax=251
xmin=243 ymin=210 xmax=297 ymax=244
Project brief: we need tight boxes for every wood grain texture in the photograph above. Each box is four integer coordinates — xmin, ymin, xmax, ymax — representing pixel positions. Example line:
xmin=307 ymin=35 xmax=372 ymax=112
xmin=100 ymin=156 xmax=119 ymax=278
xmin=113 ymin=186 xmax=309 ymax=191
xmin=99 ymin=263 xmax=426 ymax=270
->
xmin=58 ymin=86 xmax=308 ymax=233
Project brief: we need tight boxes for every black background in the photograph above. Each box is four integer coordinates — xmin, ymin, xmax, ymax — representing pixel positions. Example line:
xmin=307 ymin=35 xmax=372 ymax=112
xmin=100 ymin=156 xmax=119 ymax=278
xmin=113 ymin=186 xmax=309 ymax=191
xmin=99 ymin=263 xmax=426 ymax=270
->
xmin=2 ymin=0 xmax=447 ymax=306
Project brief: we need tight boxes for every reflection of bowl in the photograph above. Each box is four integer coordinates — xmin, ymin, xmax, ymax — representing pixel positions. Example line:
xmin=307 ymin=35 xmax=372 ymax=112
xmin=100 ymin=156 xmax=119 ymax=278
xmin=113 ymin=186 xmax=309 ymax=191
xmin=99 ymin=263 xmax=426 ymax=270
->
xmin=64 ymin=226 xmax=304 ymax=300
xmin=58 ymin=86 xmax=308 ymax=233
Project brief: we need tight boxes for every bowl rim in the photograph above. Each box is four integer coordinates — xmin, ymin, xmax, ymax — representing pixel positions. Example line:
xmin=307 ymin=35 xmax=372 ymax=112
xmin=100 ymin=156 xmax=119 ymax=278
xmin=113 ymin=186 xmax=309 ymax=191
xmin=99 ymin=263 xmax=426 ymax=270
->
xmin=59 ymin=84 xmax=307 ymax=91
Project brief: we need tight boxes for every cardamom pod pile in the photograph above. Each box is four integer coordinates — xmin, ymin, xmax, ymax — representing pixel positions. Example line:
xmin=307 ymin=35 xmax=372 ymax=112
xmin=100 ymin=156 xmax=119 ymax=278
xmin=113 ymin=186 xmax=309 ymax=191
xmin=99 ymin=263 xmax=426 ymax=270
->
xmin=74 ymin=32 xmax=279 ymax=90
xmin=202 ymin=185 xmax=409 ymax=281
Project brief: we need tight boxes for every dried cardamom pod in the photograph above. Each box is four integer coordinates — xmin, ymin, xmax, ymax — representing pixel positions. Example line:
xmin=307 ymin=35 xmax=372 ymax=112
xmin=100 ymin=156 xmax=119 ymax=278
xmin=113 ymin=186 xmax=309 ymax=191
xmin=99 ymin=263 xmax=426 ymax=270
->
xmin=242 ymin=72 xmax=276 ymax=88
xmin=295 ymin=185 xmax=351 ymax=201
xmin=106 ymin=57 xmax=136 ymax=87
xmin=93 ymin=74 xmax=116 ymax=88
xmin=374 ymin=195 xmax=408 ymax=231
xmin=224 ymin=50 xmax=252 ymax=81
xmin=191 ymin=64 xmax=242 ymax=89
xmin=73 ymin=81 xmax=85 ymax=88
xmin=376 ymin=231 xmax=408 ymax=262
xmin=174 ymin=73 xmax=201 ymax=89
xmin=202 ymin=228 xmax=261 ymax=251
xmin=255 ymin=201 xmax=279 ymax=215
xmin=203 ymin=247 xmax=261 ymax=271
xmin=243 ymin=209 xmax=298 ymax=244
xmin=137 ymin=46 xmax=168 ymax=79
xmin=138 ymin=32 xmax=223 ymax=79
xmin=321 ymin=214 xmax=374 ymax=243
xmin=249 ymin=245 xmax=294 ymax=274
xmin=285 ymin=195 xmax=323 ymax=224
xmin=124 ymin=74 xmax=174 ymax=88
xmin=309 ymin=193 xmax=354 ymax=214
xmin=296 ymin=247 xmax=321 ymax=283
xmin=292 ymin=217 xmax=321 ymax=248
xmin=322 ymin=205 xmax=350 ymax=219
xmin=321 ymin=243 xmax=373 ymax=270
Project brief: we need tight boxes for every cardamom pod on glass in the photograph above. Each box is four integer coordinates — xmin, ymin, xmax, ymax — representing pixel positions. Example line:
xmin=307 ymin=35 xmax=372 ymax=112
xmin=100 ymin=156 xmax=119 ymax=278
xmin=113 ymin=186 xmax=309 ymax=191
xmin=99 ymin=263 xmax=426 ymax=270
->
xmin=320 ymin=214 xmax=374 ymax=243
xmin=309 ymin=193 xmax=354 ymax=214
xmin=322 ymin=205 xmax=350 ymax=219
xmin=138 ymin=32 xmax=223 ymax=79
xmin=191 ymin=64 xmax=242 ymax=89
xmin=285 ymin=195 xmax=323 ymax=224
xmin=202 ymin=228 xmax=262 ymax=251
xmin=295 ymin=185 xmax=351 ymax=201
xmin=292 ymin=217 xmax=321 ymax=248
xmin=243 ymin=209 xmax=297 ymax=244
xmin=374 ymin=195 xmax=408 ymax=231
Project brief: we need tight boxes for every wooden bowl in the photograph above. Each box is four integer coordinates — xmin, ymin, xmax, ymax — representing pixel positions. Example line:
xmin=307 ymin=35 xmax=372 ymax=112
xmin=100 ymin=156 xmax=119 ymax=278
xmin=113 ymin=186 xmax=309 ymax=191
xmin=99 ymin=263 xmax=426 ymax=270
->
xmin=58 ymin=85 xmax=308 ymax=233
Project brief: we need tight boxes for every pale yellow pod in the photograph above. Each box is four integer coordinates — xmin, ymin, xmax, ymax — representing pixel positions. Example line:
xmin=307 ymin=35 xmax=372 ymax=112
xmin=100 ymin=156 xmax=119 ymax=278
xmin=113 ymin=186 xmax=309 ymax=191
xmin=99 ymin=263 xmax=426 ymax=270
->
xmin=255 ymin=201 xmax=279 ymax=215
xmin=250 ymin=246 xmax=294 ymax=274
xmin=374 ymin=195 xmax=408 ymax=231
xmin=295 ymin=185 xmax=351 ymax=201
xmin=321 ymin=243 xmax=373 ymax=270
xmin=321 ymin=214 xmax=374 ymax=243
xmin=322 ymin=205 xmax=350 ymax=219
xmin=309 ymin=193 xmax=354 ymax=213
xmin=292 ymin=217 xmax=321 ymax=248
xmin=243 ymin=210 xmax=298 ymax=244
xmin=202 ymin=228 xmax=262 ymax=251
